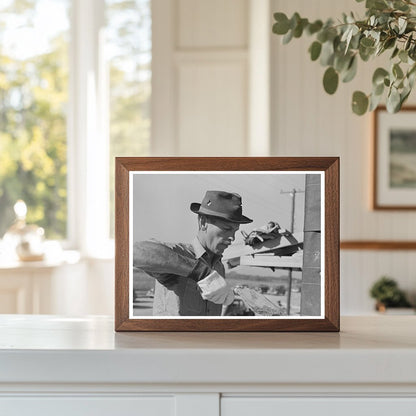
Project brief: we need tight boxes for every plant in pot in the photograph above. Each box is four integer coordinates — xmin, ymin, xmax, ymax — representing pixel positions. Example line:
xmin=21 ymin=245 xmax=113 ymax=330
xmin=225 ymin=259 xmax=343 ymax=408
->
xmin=369 ymin=276 xmax=413 ymax=312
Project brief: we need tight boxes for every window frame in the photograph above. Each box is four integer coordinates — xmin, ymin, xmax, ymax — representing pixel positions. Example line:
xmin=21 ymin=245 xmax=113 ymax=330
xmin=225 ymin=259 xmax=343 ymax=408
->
xmin=67 ymin=0 xmax=111 ymax=257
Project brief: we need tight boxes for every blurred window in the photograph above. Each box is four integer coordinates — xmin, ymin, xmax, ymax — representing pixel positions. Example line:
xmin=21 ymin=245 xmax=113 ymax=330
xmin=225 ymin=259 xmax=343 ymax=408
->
xmin=0 ymin=0 xmax=70 ymax=239
xmin=0 ymin=0 xmax=151 ymax=245
xmin=106 ymin=0 xmax=151 ymax=238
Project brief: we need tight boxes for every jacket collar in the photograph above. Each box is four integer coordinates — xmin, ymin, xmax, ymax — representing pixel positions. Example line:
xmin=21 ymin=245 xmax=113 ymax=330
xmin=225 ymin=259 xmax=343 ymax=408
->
xmin=191 ymin=237 xmax=222 ymax=265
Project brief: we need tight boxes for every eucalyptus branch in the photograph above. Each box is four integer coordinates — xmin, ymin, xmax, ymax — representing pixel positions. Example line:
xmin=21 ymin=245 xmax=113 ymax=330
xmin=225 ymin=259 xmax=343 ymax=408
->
xmin=272 ymin=0 xmax=416 ymax=115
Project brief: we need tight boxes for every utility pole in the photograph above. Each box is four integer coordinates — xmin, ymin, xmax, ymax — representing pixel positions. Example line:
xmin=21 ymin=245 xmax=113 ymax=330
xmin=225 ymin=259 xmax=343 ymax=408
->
xmin=280 ymin=188 xmax=304 ymax=315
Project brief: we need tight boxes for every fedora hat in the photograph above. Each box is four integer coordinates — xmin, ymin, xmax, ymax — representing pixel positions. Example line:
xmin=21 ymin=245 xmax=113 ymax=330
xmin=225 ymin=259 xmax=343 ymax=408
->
xmin=190 ymin=190 xmax=253 ymax=224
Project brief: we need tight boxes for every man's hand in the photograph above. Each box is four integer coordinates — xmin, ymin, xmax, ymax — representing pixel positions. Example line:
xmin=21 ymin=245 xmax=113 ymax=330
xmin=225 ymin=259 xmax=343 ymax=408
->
xmin=197 ymin=271 xmax=235 ymax=305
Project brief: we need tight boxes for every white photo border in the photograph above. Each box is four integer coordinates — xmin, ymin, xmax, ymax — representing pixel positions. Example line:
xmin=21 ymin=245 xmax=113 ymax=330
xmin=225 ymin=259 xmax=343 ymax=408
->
xmin=128 ymin=171 xmax=325 ymax=320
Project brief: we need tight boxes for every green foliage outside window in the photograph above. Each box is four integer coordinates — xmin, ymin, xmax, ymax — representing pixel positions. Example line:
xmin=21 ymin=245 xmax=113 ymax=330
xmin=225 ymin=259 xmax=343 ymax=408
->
xmin=107 ymin=0 xmax=151 ymax=237
xmin=0 ymin=1 xmax=69 ymax=238
xmin=0 ymin=0 xmax=151 ymax=240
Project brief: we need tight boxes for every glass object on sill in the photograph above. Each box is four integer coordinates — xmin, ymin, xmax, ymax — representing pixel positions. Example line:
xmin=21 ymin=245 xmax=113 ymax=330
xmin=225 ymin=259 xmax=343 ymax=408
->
xmin=3 ymin=200 xmax=45 ymax=262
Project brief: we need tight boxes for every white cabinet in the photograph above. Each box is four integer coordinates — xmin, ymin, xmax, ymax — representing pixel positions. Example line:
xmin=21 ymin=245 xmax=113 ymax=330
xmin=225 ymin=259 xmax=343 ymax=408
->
xmin=222 ymin=398 xmax=416 ymax=416
xmin=1 ymin=397 xmax=175 ymax=416
xmin=0 ymin=260 xmax=84 ymax=314
xmin=0 ymin=255 xmax=114 ymax=315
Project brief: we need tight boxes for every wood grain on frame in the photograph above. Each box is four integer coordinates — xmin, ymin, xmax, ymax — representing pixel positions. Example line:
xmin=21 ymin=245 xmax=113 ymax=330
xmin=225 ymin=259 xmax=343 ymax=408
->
xmin=373 ymin=106 xmax=416 ymax=210
xmin=115 ymin=157 xmax=340 ymax=332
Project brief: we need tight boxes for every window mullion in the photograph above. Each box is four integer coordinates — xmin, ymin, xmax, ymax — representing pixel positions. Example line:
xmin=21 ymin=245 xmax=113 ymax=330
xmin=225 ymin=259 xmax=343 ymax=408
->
xmin=69 ymin=0 xmax=109 ymax=256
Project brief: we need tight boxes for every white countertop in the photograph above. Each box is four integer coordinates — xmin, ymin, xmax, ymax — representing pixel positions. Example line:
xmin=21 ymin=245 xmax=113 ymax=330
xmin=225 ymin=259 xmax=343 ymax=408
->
xmin=0 ymin=315 xmax=415 ymax=386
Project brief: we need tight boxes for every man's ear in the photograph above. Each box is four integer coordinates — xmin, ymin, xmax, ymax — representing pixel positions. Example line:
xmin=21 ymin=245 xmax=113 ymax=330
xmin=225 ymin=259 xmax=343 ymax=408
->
xmin=199 ymin=214 xmax=208 ymax=231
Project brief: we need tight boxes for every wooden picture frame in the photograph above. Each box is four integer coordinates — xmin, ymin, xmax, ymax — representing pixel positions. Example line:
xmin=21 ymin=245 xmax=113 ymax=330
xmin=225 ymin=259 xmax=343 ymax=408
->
xmin=373 ymin=106 xmax=416 ymax=210
xmin=115 ymin=157 xmax=339 ymax=332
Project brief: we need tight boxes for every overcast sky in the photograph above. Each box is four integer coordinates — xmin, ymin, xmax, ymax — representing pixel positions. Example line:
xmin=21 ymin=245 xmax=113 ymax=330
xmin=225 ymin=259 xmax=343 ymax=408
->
xmin=132 ymin=173 xmax=322 ymax=248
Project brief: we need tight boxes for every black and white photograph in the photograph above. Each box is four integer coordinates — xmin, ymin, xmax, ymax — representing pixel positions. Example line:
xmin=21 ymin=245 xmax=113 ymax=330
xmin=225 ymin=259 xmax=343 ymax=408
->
xmin=374 ymin=107 xmax=416 ymax=209
xmin=130 ymin=172 xmax=324 ymax=319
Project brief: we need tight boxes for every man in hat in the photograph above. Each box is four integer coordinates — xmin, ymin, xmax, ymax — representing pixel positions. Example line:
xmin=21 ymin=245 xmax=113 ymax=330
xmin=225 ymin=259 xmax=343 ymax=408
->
xmin=133 ymin=190 xmax=253 ymax=316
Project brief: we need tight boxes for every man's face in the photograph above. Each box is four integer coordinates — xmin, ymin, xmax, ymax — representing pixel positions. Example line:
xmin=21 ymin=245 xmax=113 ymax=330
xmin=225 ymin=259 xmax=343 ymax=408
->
xmin=200 ymin=216 xmax=240 ymax=255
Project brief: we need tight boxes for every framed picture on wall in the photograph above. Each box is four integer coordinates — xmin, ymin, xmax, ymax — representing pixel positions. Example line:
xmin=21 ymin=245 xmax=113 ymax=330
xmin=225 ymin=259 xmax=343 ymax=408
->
xmin=115 ymin=157 xmax=339 ymax=332
xmin=374 ymin=106 xmax=416 ymax=209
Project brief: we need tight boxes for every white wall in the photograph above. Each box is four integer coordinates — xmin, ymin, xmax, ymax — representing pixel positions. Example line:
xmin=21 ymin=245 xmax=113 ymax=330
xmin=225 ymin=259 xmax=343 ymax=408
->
xmin=152 ymin=0 xmax=250 ymax=156
xmin=85 ymin=0 xmax=416 ymax=316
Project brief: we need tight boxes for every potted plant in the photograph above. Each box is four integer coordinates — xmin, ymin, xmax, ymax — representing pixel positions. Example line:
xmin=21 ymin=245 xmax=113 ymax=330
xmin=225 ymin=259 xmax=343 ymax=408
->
xmin=369 ymin=276 xmax=413 ymax=312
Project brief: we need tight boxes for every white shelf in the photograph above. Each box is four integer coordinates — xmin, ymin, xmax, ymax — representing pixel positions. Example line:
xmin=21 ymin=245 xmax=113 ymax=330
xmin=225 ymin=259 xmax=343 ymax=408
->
xmin=0 ymin=315 xmax=415 ymax=387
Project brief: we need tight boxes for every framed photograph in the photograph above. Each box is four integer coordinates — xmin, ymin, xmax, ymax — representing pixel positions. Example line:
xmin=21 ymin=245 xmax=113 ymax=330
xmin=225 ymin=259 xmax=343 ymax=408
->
xmin=373 ymin=106 xmax=416 ymax=210
xmin=115 ymin=157 xmax=339 ymax=331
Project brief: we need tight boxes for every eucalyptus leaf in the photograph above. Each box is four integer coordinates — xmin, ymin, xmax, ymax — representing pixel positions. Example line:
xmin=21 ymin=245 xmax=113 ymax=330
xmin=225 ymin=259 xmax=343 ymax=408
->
xmin=293 ymin=18 xmax=308 ymax=38
xmin=307 ymin=20 xmax=323 ymax=35
xmin=282 ymin=29 xmax=294 ymax=44
xmin=408 ymin=63 xmax=416 ymax=77
xmin=342 ymin=56 xmax=358 ymax=82
xmin=289 ymin=12 xmax=301 ymax=31
xmin=333 ymin=35 xmax=341 ymax=51
xmin=393 ymin=63 xmax=404 ymax=79
xmin=345 ymin=25 xmax=359 ymax=52
xmin=352 ymin=91 xmax=369 ymax=115
xmin=399 ymin=49 xmax=408 ymax=63
xmin=405 ymin=34 xmax=413 ymax=51
xmin=309 ymin=41 xmax=322 ymax=61
xmin=390 ymin=21 xmax=399 ymax=34
xmin=393 ymin=0 xmax=409 ymax=11
xmin=325 ymin=27 xmax=338 ymax=42
xmin=323 ymin=67 xmax=339 ymax=94
xmin=377 ymin=13 xmax=389 ymax=25
xmin=369 ymin=30 xmax=381 ymax=44
xmin=359 ymin=44 xmax=375 ymax=61
xmin=316 ymin=31 xmax=327 ymax=43
xmin=383 ymin=37 xmax=396 ymax=50
xmin=347 ymin=13 xmax=356 ymax=24
xmin=409 ymin=44 xmax=416 ymax=60
xmin=407 ymin=64 xmax=416 ymax=88
xmin=341 ymin=26 xmax=352 ymax=43
xmin=375 ymin=43 xmax=385 ymax=56
xmin=401 ymin=88 xmax=411 ymax=105
xmin=350 ymin=32 xmax=361 ymax=49
xmin=398 ymin=17 xmax=407 ymax=34
xmin=386 ymin=87 xmax=401 ymax=112
xmin=391 ymin=47 xmax=399 ymax=59
xmin=334 ymin=52 xmax=352 ymax=72
xmin=372 ymin=67 xmax=389 ymax=85
xmin=320 ymin=40 xmax=335 ymax=66
xmin=408 ymin=71 xmax=416 ymax=88
xmin=366 ymin=0 xmax=388 ymax=10
xmin=273 ymin=13 xmax=290 ymax=34
xmin=373 ymin=82 xmax=385 ymax=96
xmin=369 ymin=92 xmax=383 ymax=111
xmin=360 ymin=37 xmax=375 ymax=48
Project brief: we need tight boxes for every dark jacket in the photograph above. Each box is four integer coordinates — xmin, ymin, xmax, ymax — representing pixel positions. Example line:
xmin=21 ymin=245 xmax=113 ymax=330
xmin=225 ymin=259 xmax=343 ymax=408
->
xmin=133 ymin=238 xmax=225 ymax=316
